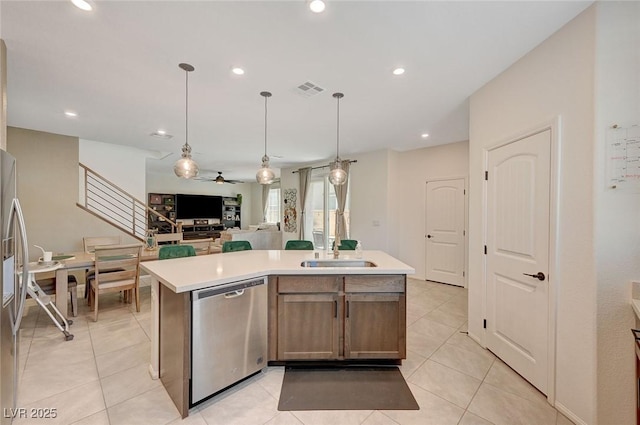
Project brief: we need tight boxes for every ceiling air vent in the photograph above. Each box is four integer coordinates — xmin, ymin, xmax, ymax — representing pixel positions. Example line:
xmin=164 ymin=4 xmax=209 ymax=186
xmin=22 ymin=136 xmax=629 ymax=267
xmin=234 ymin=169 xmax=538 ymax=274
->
xmin=294 ymin=81 xmax=325 ymax=97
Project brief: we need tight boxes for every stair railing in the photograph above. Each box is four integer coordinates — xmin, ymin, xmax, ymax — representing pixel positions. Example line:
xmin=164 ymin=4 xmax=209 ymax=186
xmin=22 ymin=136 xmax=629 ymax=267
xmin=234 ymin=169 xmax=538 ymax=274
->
xmin=77 ymin=163 xmax=178 ymax=240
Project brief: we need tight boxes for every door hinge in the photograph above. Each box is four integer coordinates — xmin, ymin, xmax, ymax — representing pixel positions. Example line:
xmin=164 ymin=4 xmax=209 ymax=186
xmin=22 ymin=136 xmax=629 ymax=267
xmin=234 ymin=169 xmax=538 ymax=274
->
xmin=483 ymin=319 xmax=487 ymax=329
xmin=463 ymin=230 xmax=466 ymax=236
xmin=485 ymin=171 xmax=488 ymax=180
xmin=463 ymin=271 xmax=465 ymax=277
xmin=484 ymin=245 xmax=487 ymax=255
xmin=464 ymin=189 xmax=466 ymax=195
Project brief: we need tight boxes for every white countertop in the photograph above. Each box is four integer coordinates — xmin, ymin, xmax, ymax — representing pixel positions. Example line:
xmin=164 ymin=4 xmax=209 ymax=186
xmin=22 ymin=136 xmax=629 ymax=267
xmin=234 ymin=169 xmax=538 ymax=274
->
xmin=140 ymin=250 xmax=415 ymax=293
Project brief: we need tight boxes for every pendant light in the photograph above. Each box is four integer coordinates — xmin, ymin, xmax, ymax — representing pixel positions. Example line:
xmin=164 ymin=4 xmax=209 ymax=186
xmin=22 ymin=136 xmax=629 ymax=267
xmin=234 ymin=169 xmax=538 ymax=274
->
xmin=173 ymin=63 xmax=199 ymax=179
xmin=256 ymin=91 xmax=275 ymax=185
xmin=328 ymin=92 xmax=347 ymax=186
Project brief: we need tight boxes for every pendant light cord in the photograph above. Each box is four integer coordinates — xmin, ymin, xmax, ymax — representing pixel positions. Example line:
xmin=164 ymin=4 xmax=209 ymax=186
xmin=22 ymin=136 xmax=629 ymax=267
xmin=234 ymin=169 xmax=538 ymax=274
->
xmin=185 ymin=69 xmax=189 ymax=149
xmin=336 ymin=95 xmax=340 ymax=159
xmin=264 ymin=94 xmax=268 ymax=157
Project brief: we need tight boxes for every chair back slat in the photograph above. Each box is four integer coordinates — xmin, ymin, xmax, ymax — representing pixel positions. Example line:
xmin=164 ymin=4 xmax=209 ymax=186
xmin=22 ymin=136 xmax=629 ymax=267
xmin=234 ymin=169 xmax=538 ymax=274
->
xmin=179 ymin=238 xmax=212 ymax=255
xmin=156 ymin=232 xmax=184 ymax=244
xmin=84 ymin=235 xmax=121 ymax=253
xmin=94 ymin=244 xmax=142 ymax=284
xmin=89 ymin=243 xmax=143 ymax=321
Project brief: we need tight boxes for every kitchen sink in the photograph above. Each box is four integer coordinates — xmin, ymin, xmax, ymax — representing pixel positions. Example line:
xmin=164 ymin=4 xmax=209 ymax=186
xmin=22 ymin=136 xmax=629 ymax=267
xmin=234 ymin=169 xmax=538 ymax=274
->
xmin=300 ymin=260 xmax=377 ymax=268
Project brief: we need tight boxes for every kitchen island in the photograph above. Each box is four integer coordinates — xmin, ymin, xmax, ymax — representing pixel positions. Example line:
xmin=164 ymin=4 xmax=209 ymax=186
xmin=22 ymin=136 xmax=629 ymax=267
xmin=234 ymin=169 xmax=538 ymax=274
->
xmin=141 ymin=249 xmax=414 ymax=417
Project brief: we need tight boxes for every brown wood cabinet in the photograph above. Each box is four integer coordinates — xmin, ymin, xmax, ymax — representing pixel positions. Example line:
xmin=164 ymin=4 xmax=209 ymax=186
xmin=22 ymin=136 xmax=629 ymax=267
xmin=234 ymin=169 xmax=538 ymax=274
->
xmin=277 ymin=293 xmax=340 ymax=360
xmin=270 ymin=274 xmax=406 ymax=361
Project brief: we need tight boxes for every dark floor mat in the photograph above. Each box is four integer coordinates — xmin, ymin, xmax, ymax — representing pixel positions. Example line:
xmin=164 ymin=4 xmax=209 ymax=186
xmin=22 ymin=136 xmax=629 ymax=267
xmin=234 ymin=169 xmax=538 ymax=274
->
xmin=278 ymin=366 xmax=419 ymax=411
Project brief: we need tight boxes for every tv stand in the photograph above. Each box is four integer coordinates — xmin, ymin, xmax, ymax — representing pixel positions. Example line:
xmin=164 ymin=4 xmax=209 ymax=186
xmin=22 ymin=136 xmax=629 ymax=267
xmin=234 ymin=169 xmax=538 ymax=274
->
xmin=180 ymin=223 xmax=224 ymax=240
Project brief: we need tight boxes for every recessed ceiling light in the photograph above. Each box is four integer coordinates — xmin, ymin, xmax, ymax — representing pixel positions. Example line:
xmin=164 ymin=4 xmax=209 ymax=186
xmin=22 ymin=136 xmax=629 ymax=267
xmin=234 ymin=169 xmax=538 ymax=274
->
xmin=231 ymin=67 xmax=245 ymax=76
xmin=150 ymin=130 xmax=173 ymax=139
xmin=64 ymin=111 xmax=78 ymax=118
xmin=70 ymin=0 xmax=92 ymax=11
xmin=393 ymin=68 xmax=405 ymax=76
xmin=309 ymin=0 xmax=326 ymax=13
xmin=421 ymin=133 xmax=429 ymax=139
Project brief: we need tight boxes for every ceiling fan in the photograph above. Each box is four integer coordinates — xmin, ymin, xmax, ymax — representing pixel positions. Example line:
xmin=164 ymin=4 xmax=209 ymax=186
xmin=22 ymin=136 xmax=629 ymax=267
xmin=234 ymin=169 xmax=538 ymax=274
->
xmin=197 ymin=172 xmax=243 ymax=184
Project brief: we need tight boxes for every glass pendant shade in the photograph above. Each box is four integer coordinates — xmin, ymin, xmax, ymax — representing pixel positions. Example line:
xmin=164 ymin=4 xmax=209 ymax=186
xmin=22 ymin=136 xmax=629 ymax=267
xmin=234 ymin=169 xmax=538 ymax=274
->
xmin=256 ymin=155 xmax=275 ymax=184
xmin=328 ymin=159 xmax=347 ymax=185
xmin=256 ymin=91 xmax=274 ymax=185
xmin=174 ymin=144 xmax=199 ymax=178
xmin=174 ymin=62 xmax=199 ymax=179
xmin=328 ymin=92 xmax=347 ymax=186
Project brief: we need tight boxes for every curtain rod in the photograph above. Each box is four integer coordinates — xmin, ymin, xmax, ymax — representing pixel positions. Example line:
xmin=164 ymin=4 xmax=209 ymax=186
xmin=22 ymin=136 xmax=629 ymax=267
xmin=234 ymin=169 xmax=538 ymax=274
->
xmin=291 ymin=159 xmax=357 ymax=174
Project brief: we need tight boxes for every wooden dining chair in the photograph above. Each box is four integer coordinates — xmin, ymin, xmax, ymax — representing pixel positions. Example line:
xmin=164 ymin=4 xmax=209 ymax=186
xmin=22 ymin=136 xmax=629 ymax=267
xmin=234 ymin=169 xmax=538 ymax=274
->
xmin=83 ymin=235 xmax=122 ymax=298
xmin=179 ymin=238 xmax=213 ymax=255
xmin=87 ymin=243 xmax=142 ymax=322
xmin=155 ymin=232 xmax=184 ymax=245
xmin=34 ymin=275 xmax=79 ymax=316
xmin=83 ymin=235 xmax=121 ymax=253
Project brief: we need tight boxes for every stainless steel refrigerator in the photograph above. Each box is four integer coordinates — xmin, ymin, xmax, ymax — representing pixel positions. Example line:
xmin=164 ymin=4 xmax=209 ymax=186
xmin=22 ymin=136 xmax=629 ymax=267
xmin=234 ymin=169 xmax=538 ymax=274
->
xmin=1 ymin=150 xmax=29 ymax=425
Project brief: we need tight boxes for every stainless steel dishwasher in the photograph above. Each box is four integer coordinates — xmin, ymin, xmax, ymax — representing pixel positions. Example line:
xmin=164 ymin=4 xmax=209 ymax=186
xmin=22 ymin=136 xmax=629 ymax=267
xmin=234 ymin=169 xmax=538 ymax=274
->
xmin=191 ymin=276 xmax=268 ymax=404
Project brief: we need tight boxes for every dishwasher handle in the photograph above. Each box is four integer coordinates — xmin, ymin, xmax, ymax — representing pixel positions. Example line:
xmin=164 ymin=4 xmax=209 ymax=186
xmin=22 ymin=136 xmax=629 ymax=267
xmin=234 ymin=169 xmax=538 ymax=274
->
xmin=224 ymin=289 xmax=245 ymax=299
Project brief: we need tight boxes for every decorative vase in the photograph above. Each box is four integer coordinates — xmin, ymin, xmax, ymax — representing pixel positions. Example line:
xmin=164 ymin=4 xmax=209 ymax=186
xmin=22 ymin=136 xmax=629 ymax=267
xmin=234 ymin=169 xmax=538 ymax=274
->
xmin=145 ymin=229 xmax=158 ymax=250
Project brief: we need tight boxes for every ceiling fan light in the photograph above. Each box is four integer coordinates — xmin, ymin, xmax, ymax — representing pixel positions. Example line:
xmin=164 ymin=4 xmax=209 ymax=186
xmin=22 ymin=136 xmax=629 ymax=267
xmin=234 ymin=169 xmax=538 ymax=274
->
xmin=256 ymin=155 xmax=275 ymax=185
xmin=328 ymin=159 xmax=347 ymax=186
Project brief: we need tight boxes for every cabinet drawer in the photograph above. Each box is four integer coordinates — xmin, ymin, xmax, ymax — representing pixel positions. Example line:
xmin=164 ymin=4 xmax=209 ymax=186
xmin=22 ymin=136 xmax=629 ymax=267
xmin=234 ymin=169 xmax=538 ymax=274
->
xmin=345 ymin=275 xmax=405 ymax=293
xmin=277 ymin=275 xmax=340 ymax=293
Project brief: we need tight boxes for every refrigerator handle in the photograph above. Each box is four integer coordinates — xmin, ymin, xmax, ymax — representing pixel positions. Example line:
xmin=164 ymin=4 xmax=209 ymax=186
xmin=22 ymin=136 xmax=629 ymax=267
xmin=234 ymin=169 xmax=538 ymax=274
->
xmin=7 ymin=198 xmax=29 ymax=334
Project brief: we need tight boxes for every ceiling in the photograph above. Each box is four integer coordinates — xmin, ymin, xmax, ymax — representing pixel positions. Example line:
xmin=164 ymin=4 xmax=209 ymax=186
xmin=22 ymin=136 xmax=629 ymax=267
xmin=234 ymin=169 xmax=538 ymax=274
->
xmin=1 ymin=1 xmax=591 ymax=182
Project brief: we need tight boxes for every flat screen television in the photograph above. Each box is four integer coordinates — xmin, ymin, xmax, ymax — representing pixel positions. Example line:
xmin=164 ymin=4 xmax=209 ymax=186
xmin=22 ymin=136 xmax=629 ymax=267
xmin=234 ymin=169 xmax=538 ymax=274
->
xmin=176 ymin=194 xmax=222 ymax=220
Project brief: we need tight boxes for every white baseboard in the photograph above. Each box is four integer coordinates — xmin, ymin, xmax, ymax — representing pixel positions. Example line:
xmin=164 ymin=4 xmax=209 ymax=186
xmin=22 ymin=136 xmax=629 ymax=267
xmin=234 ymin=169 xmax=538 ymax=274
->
xmin=554 ymin=401 xmax=586 ymax=425
xmin=148 ymin=363 xmax=159 ymax=380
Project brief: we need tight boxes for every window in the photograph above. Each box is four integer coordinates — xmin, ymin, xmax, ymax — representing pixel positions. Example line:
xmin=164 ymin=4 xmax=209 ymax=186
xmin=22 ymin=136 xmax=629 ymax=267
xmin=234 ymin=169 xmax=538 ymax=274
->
xmin=265 ymin=186 xmax=281 ymax=224
xmin=303 ymin=173 xmax=349 ymax=249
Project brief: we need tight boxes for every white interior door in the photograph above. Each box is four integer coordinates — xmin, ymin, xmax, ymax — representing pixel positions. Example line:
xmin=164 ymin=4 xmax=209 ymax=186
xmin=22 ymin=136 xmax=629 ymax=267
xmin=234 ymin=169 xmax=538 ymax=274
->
xmin=425 ymin=178 xmax=465 ymax=286
xmin=485 ymin=129 xmax=551 ymax=395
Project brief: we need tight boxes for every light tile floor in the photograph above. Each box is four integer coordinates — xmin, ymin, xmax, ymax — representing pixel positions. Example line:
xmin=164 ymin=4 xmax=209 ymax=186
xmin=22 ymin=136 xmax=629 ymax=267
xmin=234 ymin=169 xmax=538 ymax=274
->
xmin=14 ymin=279 xmax=573 ymax=425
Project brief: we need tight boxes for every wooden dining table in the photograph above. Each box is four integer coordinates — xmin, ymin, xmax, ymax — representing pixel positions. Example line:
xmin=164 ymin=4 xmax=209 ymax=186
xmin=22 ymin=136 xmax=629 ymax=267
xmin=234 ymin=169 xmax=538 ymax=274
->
xmin=52 ymin=249 xmax=158 ymax=318
xmin=52 ymin=244 xmax=222 ymax=318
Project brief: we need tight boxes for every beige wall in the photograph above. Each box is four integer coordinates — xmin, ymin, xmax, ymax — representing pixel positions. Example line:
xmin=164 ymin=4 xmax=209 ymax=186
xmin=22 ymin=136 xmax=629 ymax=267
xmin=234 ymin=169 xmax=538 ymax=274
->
xmin=394 ymin=141 xmax=469 ymax=279
xmin=7 ymin=127 xmax=137 ymax=261
xmin=0 ymin=40 xmax=6 ymax=151
xmin=594 ymin=2 xmax=640 ymax=423
xmin=469 ymin=6 xmax=597 ymax=424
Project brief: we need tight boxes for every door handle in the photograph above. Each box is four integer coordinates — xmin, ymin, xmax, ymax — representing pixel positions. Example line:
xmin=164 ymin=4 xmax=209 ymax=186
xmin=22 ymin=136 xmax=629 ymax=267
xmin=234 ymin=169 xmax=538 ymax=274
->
xmin=8 ymin=198 xmax=30 ymax=334
xmin=224 ymin=289 xmax=245 ymax=299
xmin=427 ymin=235 xmax=432 ymax=239
xmin=523 ymin=272 xmax=545 ymax=281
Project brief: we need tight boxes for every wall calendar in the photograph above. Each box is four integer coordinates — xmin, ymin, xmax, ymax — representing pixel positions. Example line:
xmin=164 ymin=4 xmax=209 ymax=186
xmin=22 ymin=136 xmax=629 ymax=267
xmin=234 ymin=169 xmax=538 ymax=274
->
xmin=607 ymin=124 xmax=640 ymax=190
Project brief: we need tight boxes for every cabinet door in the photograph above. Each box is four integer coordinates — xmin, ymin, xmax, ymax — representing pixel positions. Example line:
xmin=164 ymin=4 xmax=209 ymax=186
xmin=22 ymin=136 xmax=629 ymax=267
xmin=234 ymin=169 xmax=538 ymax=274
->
xmin=277 ymin=293 xmax=340 ymax=360
xmin=344 ymin=293 xmax=406 ymax=359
